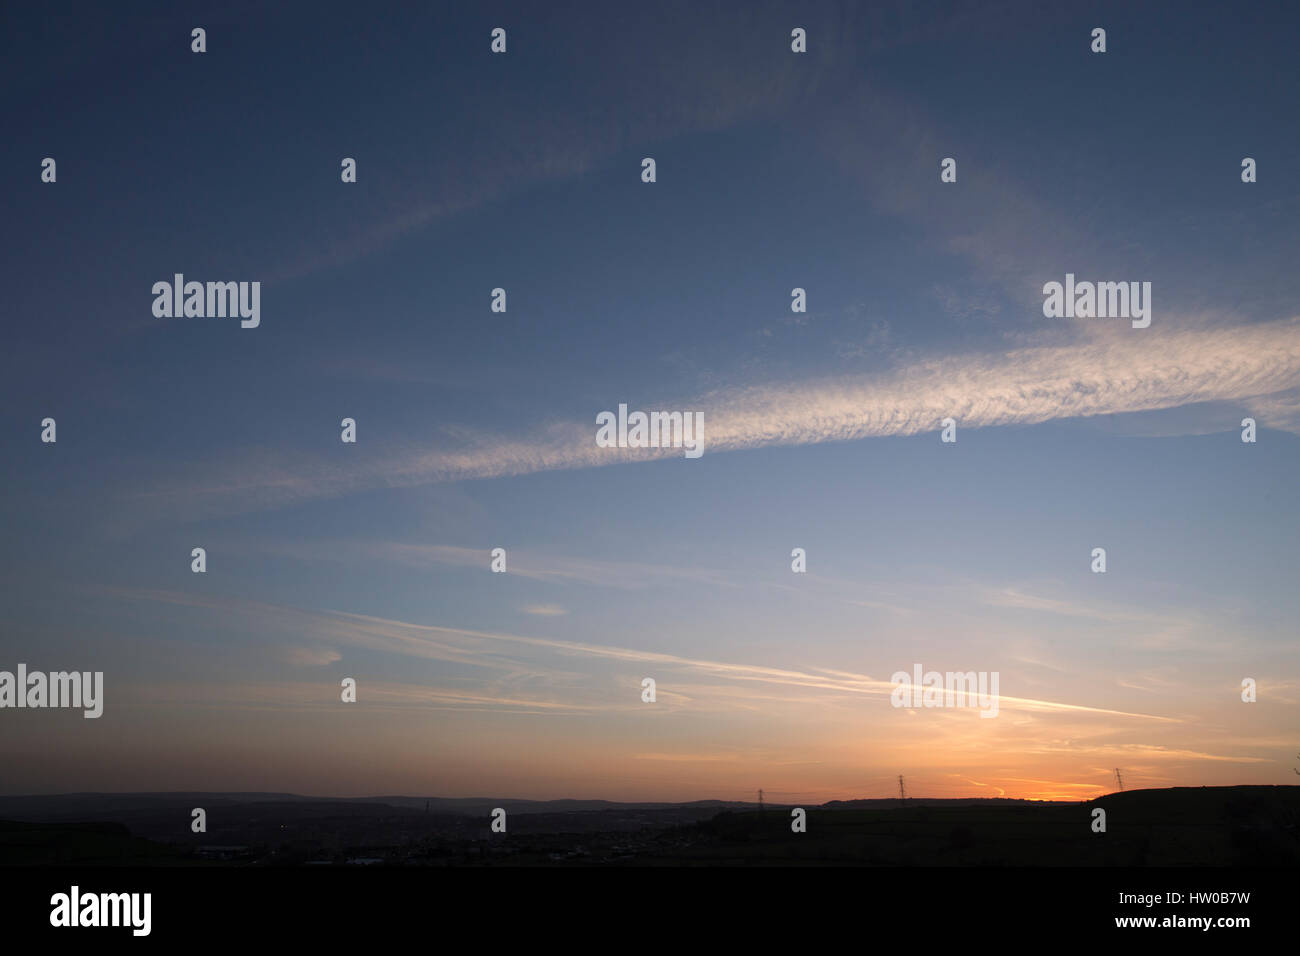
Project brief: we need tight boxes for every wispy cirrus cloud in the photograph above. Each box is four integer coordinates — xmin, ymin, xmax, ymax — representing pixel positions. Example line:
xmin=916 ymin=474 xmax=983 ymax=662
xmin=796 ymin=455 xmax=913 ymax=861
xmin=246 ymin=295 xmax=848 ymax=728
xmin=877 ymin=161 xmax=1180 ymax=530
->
xmin=122 ymin=315 xmax=1300 ymax=524
xmin=103 ymin=586 xmax=1178 ymax=723
xmin=521 ymin=604 xmax=568 ymax=617
xmin=131 ymin=679 xmax=604 ymax=717
xmin=272 ymin=540 xmax=740 ymax=591
xmin=1022 ymin=742 xmax=1274 ymax=764
xmin=979 ymin=587 xmax=1197 ymax=629
xmin=282 ymin=646 xmax=343 ymax=668
xmin=263 ymin=0 xmax=853 ymax=286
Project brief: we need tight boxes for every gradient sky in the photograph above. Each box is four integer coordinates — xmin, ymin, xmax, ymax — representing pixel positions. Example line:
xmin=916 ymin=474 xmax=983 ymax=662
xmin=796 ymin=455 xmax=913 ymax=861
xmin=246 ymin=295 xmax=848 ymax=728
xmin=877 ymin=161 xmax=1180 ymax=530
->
xmin=2 ymin=0 xmax=1298 ymax=802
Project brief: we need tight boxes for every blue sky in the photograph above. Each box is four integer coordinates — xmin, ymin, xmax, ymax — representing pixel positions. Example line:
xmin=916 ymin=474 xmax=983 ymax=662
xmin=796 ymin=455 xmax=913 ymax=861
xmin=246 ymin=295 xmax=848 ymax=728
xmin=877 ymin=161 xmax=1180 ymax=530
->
xmin=2 ymin=0 xmax=1298 ymax=800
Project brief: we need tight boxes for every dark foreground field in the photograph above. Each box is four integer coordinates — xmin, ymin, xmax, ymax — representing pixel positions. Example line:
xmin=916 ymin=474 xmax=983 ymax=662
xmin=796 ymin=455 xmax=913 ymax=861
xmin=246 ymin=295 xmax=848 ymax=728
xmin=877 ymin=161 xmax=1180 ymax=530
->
xmin=1 ymin=786 xmax=1295 ymax=866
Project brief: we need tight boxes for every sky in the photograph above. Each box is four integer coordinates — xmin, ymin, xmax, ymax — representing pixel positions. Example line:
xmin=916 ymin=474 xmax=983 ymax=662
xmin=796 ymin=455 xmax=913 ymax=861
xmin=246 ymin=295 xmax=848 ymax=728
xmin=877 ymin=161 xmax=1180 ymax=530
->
xmin=1 ymin=0 xmax=1298 ymax=802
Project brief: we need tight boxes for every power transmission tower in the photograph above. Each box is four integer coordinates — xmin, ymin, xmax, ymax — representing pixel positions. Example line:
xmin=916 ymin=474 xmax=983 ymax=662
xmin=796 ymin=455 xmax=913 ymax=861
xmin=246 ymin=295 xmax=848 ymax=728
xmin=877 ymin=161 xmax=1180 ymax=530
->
xmin=898 ymin=775 xmax=906 ymax=801
xmin=1114 ymin=768 xmax=1124 ymax=792
xmin=757 ymin=789 xmax=764 ymax=813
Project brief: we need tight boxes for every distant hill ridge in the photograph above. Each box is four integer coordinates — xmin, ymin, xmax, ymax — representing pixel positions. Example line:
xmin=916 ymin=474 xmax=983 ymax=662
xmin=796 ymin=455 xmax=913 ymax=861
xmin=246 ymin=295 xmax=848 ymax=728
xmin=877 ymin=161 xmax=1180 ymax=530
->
xmin=0 ymin=785 xmax=1294 ymax=821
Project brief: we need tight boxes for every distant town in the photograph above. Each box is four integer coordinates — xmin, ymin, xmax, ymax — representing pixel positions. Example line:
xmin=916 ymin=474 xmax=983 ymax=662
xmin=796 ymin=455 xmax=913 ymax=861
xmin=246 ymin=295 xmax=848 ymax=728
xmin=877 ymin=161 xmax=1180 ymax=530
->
xmin=2 ymin=786 xmax=1296 ymax=867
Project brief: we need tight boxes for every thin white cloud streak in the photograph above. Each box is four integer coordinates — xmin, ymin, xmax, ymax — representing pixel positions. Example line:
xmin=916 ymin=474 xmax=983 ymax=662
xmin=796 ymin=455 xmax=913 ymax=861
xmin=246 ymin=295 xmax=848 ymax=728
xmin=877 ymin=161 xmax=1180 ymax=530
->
xmin=361 ymin=543 xmax=737 ymax=590
xmin=1024 ymin=743 xmax=1274 ymax=765
xmin=125 ymin=315 xmax=1300 ymax=521
xmin=632 ymin=752 xmax=744 ymax=763
xmin=103 ymin=586 xmax=1177 ymax=723
xmin=282 ymin=646 xmax=342 ymax=668
xmin=950 ymin=774 xmax=1008 ymax=797
xmin=522 ymin=604 xmax=568 ymax=617
xmin=130 ymin=680 xmax=603 ymax=717
xmin=263 ymin=1 xmax=850 ymax=285
xmin=696 ymin=318 xmax=1300 ymax=449
xmin=392 ymin=319 xmax=1300 ymax=481
xmin=257 ymin=539 xmax=917 ymax=615
xmin=980 ymin=587 xmax=1197 ymax=629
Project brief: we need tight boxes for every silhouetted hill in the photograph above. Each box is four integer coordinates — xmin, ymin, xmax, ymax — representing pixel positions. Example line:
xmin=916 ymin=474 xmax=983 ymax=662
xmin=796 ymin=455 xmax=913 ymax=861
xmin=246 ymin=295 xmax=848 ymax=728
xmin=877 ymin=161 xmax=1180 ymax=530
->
xmin=823 ymin=797 xmax=1069 ymax=809
xmin=2 ymin=786 xmax=1295 ymax=866
xmin=0 ymin=792 xmax=755 ymax=822
xmin=0 ymin=819 xmax=187 ymax=866
xmin=688 ymin=785 xmax=1300 ymax=866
